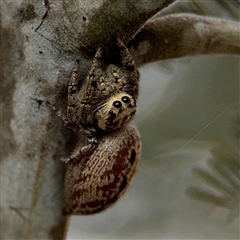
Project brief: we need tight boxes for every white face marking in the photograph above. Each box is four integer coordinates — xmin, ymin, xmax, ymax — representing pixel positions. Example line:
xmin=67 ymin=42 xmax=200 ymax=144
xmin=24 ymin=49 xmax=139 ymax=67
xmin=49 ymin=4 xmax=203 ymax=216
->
xmin=95 ymin=92 xmax=136 ymax=131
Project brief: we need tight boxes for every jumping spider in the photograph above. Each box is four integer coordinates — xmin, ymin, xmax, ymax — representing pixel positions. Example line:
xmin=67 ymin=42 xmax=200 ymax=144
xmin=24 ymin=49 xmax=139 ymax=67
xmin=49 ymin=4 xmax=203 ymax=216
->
xmin=47 ymin=38 xmax=139 ymax=162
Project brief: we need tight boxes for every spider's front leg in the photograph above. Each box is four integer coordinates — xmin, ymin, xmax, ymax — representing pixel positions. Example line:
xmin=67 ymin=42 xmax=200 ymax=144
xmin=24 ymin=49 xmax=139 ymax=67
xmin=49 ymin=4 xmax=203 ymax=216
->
xmin=47 ymin=101 xmax=98 ymax=162
xmin=67 ymin=48 xmax=103 ymax=108
xmin=46 ymin=101 xmax=79 ymax=133
xmin=117 ymin=38 xmax=137 ymax=73
xmin=116 ymin=38 xmax=139 ymax=98
xmin=67 ymin=59 xmax=81 ymax=107
xmin=60 ymin=137 xmax=98 ymax=164
xmin=67 ymin=48 xmax=103 ymax=128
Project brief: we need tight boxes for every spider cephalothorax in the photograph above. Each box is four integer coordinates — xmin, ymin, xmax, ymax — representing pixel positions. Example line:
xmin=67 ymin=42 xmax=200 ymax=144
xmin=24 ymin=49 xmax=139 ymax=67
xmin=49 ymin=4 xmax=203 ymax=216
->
xmin=47 ymin=38 xmax=139 ymax=159
xmin=67 ymin=38 xmax=139 ymax=138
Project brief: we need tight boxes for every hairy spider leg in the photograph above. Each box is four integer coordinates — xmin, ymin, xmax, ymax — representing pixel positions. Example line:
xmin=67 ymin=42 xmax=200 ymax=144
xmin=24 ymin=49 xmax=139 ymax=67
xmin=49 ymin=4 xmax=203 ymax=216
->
xmin=68 ymin=59 xmax=80 ymax=105
xmin=47 ymin=101 xmax=98 ymax=161
xmin=116 ymin=38 xmax=139 ymax=98
xmin=78 ymin=47 xmax=103 ymax=103
xmin=60 ymin=138 xmax=98 ymax=164
xmin=46 ymin=101 xmax=78 ymax=132
xmin=66 ymin=59 xmax=97 ymax=137
xmin=46 ymin=101 xmax=91 ymax=136
xmin=70 ymin=47 xmax=104 ymax=127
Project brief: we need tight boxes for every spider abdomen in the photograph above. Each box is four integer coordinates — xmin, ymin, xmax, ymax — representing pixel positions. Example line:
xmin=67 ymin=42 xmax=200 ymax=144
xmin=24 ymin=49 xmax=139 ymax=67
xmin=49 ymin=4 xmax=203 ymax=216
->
xmin=64 ymin=124 xmax=141 ymax=215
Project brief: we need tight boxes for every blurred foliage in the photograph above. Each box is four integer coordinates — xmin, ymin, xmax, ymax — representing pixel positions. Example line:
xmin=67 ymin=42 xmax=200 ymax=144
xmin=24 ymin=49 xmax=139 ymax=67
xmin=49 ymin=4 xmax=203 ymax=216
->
xmin=187 ymin=107 xmax=240 ymax=223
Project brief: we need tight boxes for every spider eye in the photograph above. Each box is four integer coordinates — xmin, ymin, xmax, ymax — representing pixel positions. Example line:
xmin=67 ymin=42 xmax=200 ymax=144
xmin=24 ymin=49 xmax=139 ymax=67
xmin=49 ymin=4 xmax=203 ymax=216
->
xmin=108 ymin=110 xmax=114 ymax=115
xmin=113 ymin=101 xmax=122 ymax=108
xmin=121 ymin=96 xmax=130 ymax=103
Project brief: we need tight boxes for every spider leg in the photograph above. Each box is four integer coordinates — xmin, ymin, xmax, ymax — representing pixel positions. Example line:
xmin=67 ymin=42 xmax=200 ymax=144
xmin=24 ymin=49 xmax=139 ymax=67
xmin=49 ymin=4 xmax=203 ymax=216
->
xmin=69 ymin=47 xmax=103 ymax=106
xmin=83 ymin=46 xmax=103 ymax=96
xmin=46 ymin=101 xmax=69 ymax=126
xmin=60 ymin=137 xmax=98 ymax=164
xmin=84 ymin=46 xmax=103 ymax=94
xmin=71 ymin=47 xmax=104 ymax=125
xmin=89 ymin=46 xmax=103 ymax=72
xmin=117 ymin=38 xmax=136 ymax=71
xmin=68 ymin=47 xmax=104 ymax=117
xmin=47 ymin=101 xmax=97 ymax=137
xmin=46 ymin=101 xmax=79 ymax=132
xmin=116 ymin=38 xmax=139 ymax=98
xmin=68 ymin=59 xmax=80 ymax=105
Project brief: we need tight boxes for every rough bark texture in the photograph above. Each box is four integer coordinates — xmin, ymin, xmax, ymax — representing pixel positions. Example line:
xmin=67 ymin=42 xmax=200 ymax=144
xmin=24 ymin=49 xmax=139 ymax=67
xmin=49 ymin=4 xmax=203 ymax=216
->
xmin=35 ymin=0 xmax=175 ymax=55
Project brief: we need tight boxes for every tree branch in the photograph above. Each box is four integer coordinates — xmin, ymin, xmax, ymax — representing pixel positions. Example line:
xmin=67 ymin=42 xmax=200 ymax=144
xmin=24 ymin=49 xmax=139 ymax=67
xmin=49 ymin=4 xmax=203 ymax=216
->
xmin=36 ymin=0 xmax=176 ymax=54
xmin=128 ymin=14 xmax=240 ymax=66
